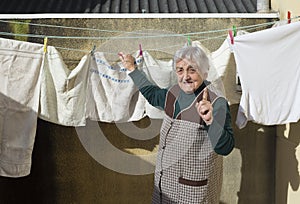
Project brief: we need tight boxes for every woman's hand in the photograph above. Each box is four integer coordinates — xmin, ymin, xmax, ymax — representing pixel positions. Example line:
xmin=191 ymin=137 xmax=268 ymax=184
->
xmin=195 ymin=88 xmax=213 ymax=125
xmin=118 ymin=52 xmax=136 ymax=71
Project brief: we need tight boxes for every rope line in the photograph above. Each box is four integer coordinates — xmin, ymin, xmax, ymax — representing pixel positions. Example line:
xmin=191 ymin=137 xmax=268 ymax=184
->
xmin=0 ymin=17 xmax=298 ymax=54
xmin=1 ymin=17 xmax=297 ymax=38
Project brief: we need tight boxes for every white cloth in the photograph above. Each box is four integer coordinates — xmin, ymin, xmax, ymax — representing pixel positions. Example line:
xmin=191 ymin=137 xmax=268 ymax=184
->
xmin=0 ymin=38 xmax=43 ymax=177
xmin=210 ymin=37 xmax=232 ymax=79
xmin=86 ymin=51 xmax=178 ymax=122
xmin=232 ymin=21 xmax=300 ymax=128
xmin=86 ymin=52 xmax=146 ymax=122
xmin=39 ymin=46 xmax=90 ymax=126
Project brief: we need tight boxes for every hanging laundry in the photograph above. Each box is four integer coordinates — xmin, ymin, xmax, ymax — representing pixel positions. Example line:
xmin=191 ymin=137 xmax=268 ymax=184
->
xmin=210 ymin=37 xmax=232 ymax=79
xmin=231 ymin=21 xmax=300 ymax=128
xmin=39 ymin=46 xmax=90 ymax=126
xmin=0 ymin=37 xmax=43 ymax=177
xmin=86 ymin=51 xmax=146 ymax=122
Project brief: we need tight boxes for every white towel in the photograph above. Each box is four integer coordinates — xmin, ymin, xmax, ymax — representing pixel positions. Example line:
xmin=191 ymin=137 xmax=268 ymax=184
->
xmin=39 ymin=46 xmax=90 ymax=126
xmin=232 ymin=21 xmax=300 ymax=128
xmin=86 ymin=52 xmax=146 ymax=122
xmin=0 ymin=38 xmax=43 ymax=177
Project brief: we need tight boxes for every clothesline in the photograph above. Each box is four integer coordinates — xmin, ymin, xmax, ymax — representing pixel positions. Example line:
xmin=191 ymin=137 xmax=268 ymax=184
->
xmin=0 ymin=18 xmax=285 ymax=36
xmin=0 ymin=17 xmax=298 ymax=55
xmin=1 ymin=17 xmax=299 ymax=40
xmin=51 ymin=20 xmax=282 ymax=54
xmin=0 ymin=25 xmax=275 ymax=55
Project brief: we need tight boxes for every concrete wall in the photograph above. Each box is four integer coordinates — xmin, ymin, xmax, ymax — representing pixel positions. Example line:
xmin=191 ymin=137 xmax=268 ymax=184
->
xmin=271 ymin=1 xmax=300 ymax=203
xmin=276 ymin=123 xmax=300 ymax=204
xmin=0 ymin=17 xmax=278 ymax=203
xmin=271 ymin=0 xmax=300 ymax=19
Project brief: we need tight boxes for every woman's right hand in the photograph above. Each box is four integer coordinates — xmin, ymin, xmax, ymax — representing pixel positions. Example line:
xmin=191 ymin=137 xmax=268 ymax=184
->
xmin=118 ymin=52 xmax=136 ymax=71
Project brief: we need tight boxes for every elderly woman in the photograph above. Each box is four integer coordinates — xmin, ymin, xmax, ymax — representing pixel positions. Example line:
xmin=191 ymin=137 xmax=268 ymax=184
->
xmin=119 ymin=46 xmax=234 ymax=204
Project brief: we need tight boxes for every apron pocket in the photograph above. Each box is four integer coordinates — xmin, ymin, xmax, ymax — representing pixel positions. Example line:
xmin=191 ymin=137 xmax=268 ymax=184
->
xmin=178 ymin=177 xmax=208 ymax=203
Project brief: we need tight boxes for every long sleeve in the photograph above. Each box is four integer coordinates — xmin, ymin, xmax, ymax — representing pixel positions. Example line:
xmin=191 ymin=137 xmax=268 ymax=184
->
xmin=206 ymin=97 xmax=234 ymax=155
xmin=129 ymin=69 xmax=168 ymax=110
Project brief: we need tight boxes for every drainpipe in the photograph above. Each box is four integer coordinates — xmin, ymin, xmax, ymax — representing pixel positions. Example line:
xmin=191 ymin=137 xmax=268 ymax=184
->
xmin=257 ymin=0 xmax=270 ymax=12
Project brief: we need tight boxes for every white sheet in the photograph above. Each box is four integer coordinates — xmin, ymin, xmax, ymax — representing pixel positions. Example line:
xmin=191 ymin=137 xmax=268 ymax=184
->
xmin=86 ymin=52 xmax=146 ymax=122
xmin=39 ymin=46 xmax=90 ymax=126
xmin=232 ymin=21 xmax=300 ymax=128
xmin=0 ymin=38 xmax=43 ymax=177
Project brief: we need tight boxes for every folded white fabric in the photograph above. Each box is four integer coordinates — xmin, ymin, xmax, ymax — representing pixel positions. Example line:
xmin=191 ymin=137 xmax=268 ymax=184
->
xmin=0 ymin=38 xmax=43 ymax=177
xmin=86 ymin=52 xmax=146 ymax=122
xmin=232 ymin=21 xmax=300 ymax=128
xmin=39 ymin=46 xmax=90 ymax=126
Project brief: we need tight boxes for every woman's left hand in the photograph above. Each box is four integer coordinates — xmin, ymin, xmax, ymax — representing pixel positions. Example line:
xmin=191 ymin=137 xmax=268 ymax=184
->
xmin=195 ymin=88 xmax=213 ymax=125
xmin=118 ymin=52 xmax=136 ymax=71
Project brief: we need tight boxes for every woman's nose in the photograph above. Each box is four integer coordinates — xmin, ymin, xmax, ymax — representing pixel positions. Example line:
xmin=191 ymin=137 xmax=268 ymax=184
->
xmin=183 ymin=70 xmax=190 ymax=79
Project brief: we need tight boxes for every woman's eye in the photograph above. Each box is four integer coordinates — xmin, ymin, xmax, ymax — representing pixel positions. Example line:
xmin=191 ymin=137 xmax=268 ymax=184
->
xmin=189 ymin=69 xmax=196 ymax=73
xmin=176 ymin=68 xmax=183 ymax=73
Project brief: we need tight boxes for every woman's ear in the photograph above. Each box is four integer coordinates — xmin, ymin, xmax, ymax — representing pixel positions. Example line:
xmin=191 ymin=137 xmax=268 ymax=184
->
xmin=201 ymin=72 xmax=208 ymax=80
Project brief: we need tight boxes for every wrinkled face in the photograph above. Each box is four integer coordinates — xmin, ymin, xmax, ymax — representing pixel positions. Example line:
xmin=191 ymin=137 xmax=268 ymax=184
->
xmin=176 ymin=59 xmax=204 ymax=94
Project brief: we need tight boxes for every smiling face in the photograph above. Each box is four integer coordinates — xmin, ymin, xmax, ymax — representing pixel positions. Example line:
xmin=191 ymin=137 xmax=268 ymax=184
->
xmin=176 ymin=59 xmax=204 ymax=94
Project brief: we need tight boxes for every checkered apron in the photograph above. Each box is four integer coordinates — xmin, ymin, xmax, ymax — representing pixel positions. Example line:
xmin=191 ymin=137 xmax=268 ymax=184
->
xmin=152 ymin=84 xmax=223 ymax=204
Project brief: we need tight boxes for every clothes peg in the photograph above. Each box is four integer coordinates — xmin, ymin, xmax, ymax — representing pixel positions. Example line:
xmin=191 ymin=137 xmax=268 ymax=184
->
xmin=139 ymin=44 xmax=143 ymax=56
xmin=91 ymin=45 xmax=96 ymax=55
xmin=43 ymin=36 xmax=48 ymax=53
xmin=187 ymin=36 xmax=191 ymax=46
xmin=233 ymin=25 xmax=237 ymax=37
xmin=135 ymin=44 xmax=143 ymax=66
xmin=229 ymin=30 xmax=234 ymax=45
xmin=118 ymin=52 xmax=124 ymax=60
xmin=288 ymin=11 xmax=291 ymax=24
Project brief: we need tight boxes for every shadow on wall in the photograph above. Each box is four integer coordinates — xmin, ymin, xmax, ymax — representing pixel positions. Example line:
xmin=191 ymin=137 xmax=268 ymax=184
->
xmin=0 ymin=117 xmax=159 ymax=204
xmin=229 ymin=104 xmax=276 ymax=204
xmin=0 ymin=117 xmax=57 ymax=203
xmin=0 ymin=100 xmax=286 ymax=204
xmin=276 ymin=122 xmax=300 ymax=204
